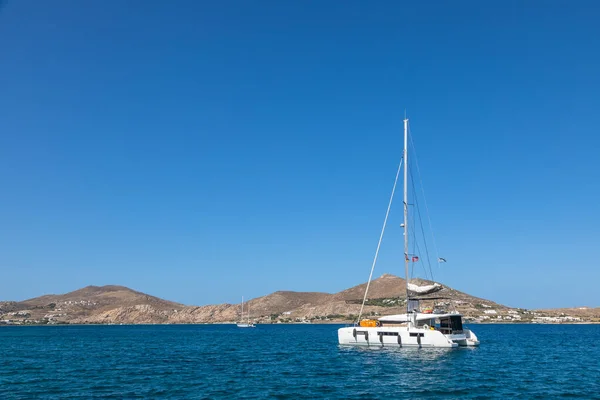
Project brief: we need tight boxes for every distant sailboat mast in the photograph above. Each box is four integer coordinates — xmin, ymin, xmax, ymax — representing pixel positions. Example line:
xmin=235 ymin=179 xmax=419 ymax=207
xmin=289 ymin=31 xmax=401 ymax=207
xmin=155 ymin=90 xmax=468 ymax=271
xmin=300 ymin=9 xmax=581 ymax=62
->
xmin=247 ymin=300 xmax=250 ymax=325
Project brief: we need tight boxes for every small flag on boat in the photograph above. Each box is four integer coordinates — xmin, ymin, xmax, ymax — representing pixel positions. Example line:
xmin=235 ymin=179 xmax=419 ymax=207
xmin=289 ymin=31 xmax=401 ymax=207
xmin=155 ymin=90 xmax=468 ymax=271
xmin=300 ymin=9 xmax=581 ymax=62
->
xmin=412 ymin=256 xmax=419 ymax=262
xmin=438 ymin=257 xmax=447 ymax=263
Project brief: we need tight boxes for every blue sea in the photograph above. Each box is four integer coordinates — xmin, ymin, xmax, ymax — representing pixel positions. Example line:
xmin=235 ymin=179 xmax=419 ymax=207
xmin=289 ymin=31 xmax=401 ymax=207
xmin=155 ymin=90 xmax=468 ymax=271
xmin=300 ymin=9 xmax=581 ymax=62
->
xmin=1 ymin=324 xmax=599 ymax=399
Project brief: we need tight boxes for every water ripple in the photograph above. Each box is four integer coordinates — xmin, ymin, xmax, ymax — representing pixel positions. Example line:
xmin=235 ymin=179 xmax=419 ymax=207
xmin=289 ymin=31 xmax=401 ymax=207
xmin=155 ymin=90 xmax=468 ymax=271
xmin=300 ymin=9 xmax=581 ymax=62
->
xmin=0 ymin=324 xmax=599 ymax=399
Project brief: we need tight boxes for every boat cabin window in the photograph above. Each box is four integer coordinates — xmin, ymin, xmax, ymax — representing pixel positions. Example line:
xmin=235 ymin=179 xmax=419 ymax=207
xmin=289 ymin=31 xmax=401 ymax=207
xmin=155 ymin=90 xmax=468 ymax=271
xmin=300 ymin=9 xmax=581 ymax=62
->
xmin=438 ymin=316 xmax=463 ymax=334
xmin=416 ymin=318 xmax=435 ymax=328
xmin=378 ymin=332 xmax=399 ymax=337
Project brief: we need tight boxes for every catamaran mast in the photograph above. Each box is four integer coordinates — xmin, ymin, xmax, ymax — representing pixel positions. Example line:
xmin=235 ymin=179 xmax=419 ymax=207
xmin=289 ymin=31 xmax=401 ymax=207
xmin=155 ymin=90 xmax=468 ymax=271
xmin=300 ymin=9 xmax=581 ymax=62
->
xmin=403 ymin=118 xmax=410 ymax=311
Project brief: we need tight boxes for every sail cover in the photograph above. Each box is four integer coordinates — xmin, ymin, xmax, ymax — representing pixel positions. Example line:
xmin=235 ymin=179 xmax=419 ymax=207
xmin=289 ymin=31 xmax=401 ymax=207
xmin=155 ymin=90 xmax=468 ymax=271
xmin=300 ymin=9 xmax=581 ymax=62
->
xmin=407 ymin=282 xmax=443 ymax=296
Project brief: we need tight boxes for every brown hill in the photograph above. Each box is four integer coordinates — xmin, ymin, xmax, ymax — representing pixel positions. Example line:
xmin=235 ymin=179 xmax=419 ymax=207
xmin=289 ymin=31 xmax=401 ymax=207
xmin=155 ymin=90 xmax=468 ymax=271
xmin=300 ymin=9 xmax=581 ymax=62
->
xmin=534 ymin=307 xmax=600 ymax=322
xmin=246 ymin=291 xmax=332 ymax=316
xmin=7 ymin=285 xmax=183 ymax=324
xmin=20 ymin=285 xmax=182 ymax=309
xmin=1 ymin=274 xmax=595 ymax=325
xmin=331 ymin=273 xmax=407 ymax=301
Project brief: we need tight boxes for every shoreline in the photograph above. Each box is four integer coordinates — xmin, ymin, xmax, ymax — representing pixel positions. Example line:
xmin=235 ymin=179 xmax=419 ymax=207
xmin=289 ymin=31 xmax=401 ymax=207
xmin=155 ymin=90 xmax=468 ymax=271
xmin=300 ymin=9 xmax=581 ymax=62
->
xmin=1 ymin=321 xmax=599 ymax=327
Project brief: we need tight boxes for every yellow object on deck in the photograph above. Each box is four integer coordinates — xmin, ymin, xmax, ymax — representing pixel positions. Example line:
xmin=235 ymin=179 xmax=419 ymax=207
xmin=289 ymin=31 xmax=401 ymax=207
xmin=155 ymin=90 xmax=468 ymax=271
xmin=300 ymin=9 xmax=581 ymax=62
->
xmin=359 ymin=319 xmax=378 ymax=327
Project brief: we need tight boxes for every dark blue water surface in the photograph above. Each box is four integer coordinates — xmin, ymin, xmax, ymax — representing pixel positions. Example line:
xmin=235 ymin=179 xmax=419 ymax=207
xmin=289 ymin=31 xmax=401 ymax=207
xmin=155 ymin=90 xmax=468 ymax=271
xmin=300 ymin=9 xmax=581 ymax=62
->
xmin=1 ymin=324 xmax=599 ymax=399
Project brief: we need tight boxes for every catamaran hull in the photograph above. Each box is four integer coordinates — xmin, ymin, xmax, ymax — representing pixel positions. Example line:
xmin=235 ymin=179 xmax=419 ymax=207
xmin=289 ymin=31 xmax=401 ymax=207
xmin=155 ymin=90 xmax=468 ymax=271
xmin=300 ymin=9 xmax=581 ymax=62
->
xmin=338 ymin=327 xmax=479 ymax=348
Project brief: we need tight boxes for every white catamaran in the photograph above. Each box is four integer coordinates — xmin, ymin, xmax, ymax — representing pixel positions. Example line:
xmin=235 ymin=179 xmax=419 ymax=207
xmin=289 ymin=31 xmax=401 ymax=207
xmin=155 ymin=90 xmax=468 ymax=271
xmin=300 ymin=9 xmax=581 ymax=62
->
xmin=237 ymin=296 xmax=256 ymax=328
xmin=338 ymin=118 xmax=479 ymax=348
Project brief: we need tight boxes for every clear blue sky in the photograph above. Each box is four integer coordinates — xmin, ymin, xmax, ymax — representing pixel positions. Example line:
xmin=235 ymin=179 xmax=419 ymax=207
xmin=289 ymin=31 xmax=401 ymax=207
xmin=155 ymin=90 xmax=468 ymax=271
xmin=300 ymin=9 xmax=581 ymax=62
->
xmin=1 ymin=1 xmax=599 ymax=309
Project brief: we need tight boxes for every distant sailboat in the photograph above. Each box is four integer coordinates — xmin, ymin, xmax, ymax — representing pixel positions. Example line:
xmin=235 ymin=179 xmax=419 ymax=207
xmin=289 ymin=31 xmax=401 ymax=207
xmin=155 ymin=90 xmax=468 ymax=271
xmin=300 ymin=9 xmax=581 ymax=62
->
xmin=236 ymin=296 xmax=255 ymax=328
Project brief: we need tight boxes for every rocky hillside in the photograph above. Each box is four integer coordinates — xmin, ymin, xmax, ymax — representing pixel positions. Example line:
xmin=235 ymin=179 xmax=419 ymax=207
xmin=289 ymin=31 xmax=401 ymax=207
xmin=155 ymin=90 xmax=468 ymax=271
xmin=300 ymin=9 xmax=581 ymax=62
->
xmin=1 ymin=275 xmax=596 ymax=325
xmin=0 ymin=285 xmax=183 ymax=325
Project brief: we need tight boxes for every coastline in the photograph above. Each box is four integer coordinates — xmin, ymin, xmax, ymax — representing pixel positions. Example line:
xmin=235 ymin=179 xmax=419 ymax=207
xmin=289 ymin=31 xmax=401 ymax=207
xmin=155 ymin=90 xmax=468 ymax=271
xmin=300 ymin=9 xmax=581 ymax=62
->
xmin=1 ymin=321 xmax=599 ymax=327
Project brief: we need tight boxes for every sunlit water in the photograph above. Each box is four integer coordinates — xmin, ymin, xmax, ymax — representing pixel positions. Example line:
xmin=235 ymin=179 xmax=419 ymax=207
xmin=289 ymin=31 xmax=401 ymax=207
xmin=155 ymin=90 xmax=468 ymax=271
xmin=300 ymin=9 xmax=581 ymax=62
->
xmin=1 ymin=324 xmax=599 ymax=399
